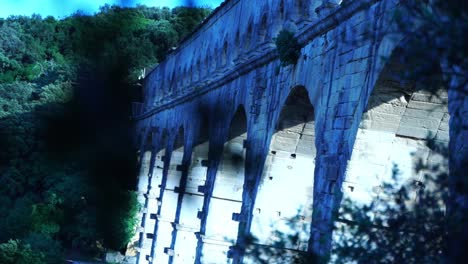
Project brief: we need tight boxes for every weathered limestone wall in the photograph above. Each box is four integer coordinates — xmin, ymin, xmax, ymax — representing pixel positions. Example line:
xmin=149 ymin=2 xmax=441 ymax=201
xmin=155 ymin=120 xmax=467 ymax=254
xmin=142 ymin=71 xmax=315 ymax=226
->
xmin=250 ymin=87 xmax=315 ymax=252
xmin=202 ymin=109 xmax=247 ymax=263
xmin=128 ymin=0 xmax=453 ymax=263
xmin=342 ymin=53 xmax=449 ymax=206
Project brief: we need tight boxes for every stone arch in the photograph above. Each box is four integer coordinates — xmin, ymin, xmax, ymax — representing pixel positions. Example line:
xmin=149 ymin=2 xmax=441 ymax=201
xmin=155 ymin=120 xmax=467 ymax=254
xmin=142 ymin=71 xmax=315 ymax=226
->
xmin=195 ymin=58 xmax=201 ymax=82
xmin=296 ymin=0 xmax=307 ymax=18
xmin=245 ymin=21 xmax=253 ymax=51
xmin=201 ymin=105 xmax=248 ymax=263
xmin=171 ymin=120 xmax=210 ymax=263
xmin=136 ymin=127 xmax=146 ymax=152
xmin=341 ymin=46 xmax=449 ymax=209
xmin=169 ymin=70 xmax=176 ymax=95
xmin=138 ymin=128 xmax=169 ymax=263
xmin=250 ymin=86 xmax=316 ymax=257
xmin=182 ymin=65 xmax=189 ymax=87
xmin=214 ymin=42 xmax=224 ymax=70
xmin=222 ymin=40 xmax=228 ymax=66
xmin=188 ymin=65 xmax=193 ymax=85
xmin=200 ymin=52 xmax=206 ymax=78
xmin=208 ymin=45 xmax=216 ymax=73
xmin=136 ymin=126 xmax=156 ymax=200
xmin=234 ymin=29 xmax=241 ymax=59
xmin=151 ymin=126 xmax=185 ymax=264
xmin=258 ymin=13 xmax=268 ymax=44
xmin=279 ymin=0 xmax=285 ymax=20
xmin=175 ymin=69 xmax=181 ymax=90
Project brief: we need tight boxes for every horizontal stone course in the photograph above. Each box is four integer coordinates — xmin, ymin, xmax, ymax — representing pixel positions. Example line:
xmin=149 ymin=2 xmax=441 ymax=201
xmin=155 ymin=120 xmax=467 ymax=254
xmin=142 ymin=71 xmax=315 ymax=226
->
xmin=407 ymin=100 xmax=447 ymax=112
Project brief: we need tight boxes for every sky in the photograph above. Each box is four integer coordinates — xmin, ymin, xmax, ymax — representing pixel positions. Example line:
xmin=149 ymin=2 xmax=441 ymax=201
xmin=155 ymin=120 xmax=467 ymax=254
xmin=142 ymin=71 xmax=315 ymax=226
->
xmin=0 ymin=0 xmax=224 ymax=18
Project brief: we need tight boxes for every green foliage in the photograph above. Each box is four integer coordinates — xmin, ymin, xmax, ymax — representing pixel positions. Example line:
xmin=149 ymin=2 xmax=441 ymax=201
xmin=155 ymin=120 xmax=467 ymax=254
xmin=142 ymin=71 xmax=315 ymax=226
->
xmin=275 ymin=30 xmax=301 ymax=66
xmin=387 ymin=1 xmax=467 ymax=261
xmin=244 ymin=216 xmax=321 ymax=264
xmin=0 ymin=4 xmax=211 ymax=262
xmin=332 ymin=162 xmax=448 ymax=263
xmin=0 ymin=240 xmax=46 ymax=264
xmin=101 ymin=191 xmax=140 ymax=249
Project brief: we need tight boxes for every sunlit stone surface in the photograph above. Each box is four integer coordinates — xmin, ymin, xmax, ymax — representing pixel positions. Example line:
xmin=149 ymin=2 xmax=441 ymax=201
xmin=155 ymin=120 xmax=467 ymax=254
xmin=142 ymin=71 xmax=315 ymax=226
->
xmin=129 ymin=0 xmax=459 ymax=263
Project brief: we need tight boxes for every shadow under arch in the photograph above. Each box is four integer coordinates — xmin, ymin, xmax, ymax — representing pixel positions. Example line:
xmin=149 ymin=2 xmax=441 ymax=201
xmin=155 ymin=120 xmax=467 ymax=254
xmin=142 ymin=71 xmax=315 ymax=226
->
xmin=200 ymin=105 xmax=248 ymax=263
xmin=136 ymin=126 xmax=158 ymax=195
xmin=135 ymin=128 xmax=169 ymax=264
xmin=150 ymin=126 xmax=186 ymax=263
xmin=168 ymin=117 xmax=211 ymax=263
xmin=340 ymin=43 xmax=449 ymax=214
xmin=248 ymin=86 xmax=317 ymax=261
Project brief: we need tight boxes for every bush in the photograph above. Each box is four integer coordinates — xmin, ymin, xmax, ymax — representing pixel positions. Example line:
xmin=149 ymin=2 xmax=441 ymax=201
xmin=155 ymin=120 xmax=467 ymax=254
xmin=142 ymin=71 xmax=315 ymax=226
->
xmin=275 ymin=30 xmax=301 ymax=66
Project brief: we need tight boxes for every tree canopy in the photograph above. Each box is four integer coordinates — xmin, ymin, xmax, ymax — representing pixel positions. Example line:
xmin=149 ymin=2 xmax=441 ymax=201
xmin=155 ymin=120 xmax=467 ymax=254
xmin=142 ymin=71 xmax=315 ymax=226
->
xmin=0 ymin=5 xmax=211 ymax=262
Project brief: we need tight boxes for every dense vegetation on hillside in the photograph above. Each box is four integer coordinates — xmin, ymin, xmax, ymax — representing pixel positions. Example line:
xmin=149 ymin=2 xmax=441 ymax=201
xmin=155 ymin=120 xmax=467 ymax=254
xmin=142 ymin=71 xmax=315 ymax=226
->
xmin=0 ymin=5 xmax=211 ymax=263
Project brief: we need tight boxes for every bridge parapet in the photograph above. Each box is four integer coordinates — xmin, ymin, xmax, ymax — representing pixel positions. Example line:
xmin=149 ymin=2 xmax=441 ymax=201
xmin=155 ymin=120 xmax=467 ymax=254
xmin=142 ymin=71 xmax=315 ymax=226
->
xmin=137 ymin=0 xmax=356 ymax=118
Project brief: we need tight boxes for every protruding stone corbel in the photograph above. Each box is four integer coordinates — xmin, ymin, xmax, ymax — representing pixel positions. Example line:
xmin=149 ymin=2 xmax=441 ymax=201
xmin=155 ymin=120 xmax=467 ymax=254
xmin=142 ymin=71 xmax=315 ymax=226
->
xmin=164 ymin=247 xmax=174 ymax=256
xmin=176 ymin=164 xmax=188 ymax=172
xmin=227 ymin=245 xmax=244 ymax=259
xmin=197 ymin=185 xmax=206 ymax=193
xmin=232 ymin=212 xmax=247 ymax=222
xmin=197 ymin=210 xmax=205 ymax=219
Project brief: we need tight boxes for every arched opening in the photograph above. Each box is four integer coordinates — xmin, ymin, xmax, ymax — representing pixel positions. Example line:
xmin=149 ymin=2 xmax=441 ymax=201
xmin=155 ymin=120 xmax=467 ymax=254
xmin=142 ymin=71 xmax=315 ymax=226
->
xmin=176 ymin=67 xmax=182 ymax=89
xmin=188 ymin=65 xmax=193 ymax=86
xmin=138 ymin=130 xmax=168 ymax=263
xmin=136 ymin=128 xmax=154 ymax=196
xmin=183 ymin=67 xmax=188 ymax=87
xmin=251 ymin=86 xmax=316 ymax=254
xmin=258 ymin=14 xmax=268 ymax=44
xmin=151 ymin=127 xmax=185 ymax=263
xmin=222 ymin=41 xmax=228 ymax=66
xmin=202 ymin=54 xmax=208 ymax=78
xmin=171 ymin=123 xmax=210 ymax=263
xmin=195 ymin=59 xmax=201 ymax=82
xmin=296 ymin=0 xmax=310 ymax=18
xmin=201 ymin=106 xmax=248 ymax=263
xmin=245 ymin=23 xmax=253 ymax=51
xmin=169 ymin=71 xmax=176 ymax=96
xmin=280 ymin=0 xmax=285 ymax=20
xmin=208 ymin=49 xmax=216 ymax=73
xmin=234 ymin=30 xmax=241 ymax=60
xmin=341 ymin=48 xmax=449 ymax=206
xmin=215 ymin=45 xmax=221 ymax=69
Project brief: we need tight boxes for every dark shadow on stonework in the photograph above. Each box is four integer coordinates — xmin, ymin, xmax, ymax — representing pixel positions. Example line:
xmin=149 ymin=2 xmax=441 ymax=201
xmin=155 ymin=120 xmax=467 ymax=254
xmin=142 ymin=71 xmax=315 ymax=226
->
xmin=40 ymin=1 xmax=147 ymax=254
xmin=333 ymin=34 xmax=450 ymax=263
xmin=332 ymin=145 xmax=449 ymax=264
xmin=223 ymin=106 xmax=248 ymax=171
xmin=198 ymin=106 xmax=248 ymax=263
xmin=247 ymin=86 xmax=316 ymax=263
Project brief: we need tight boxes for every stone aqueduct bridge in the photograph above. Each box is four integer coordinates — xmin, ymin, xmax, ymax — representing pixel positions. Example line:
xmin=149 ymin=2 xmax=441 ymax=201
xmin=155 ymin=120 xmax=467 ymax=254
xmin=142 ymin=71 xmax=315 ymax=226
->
xmin=131 ymin=0 xmax=449 ymax=263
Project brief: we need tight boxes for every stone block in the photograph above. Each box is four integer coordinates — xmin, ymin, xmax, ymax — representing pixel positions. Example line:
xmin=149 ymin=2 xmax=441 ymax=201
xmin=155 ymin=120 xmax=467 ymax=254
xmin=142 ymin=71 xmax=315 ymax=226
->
xmin=272 ymin=133 xmax=299 ymax=152
xmin=399 ymin=115 xmax=441 ymax=130
xmin=296 ymin=143 xmax=316 ymax=156
xmin=336 ymin=102 xmax=357 ymax=117
xmin=364 ymin=113 xmax=401 ymax=133
xmin=407 ymin=100 xmax=446 ymax=112
xmin=302 ymin=127 xmax=315 ymax=136
xmin=411 ymin=92 xmax=448 ymax=104
xmin=333 ymin=117 xmax=353 ymax=129
xmin=396 ymin=126 xmax=436 ymax=139
xmin=338 ymin=87 xmax=361 ymax=102
xmin=403 ymin=108 xmax=445 ymax=120
xmin=352 ymin=43 xmax=372 ymax=61
xmin=368 ymin=103 xmax=406 ymax=116
xmin=435 ymin=130 xmax=449 ymax=142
